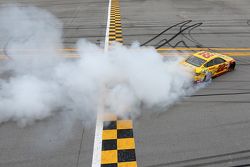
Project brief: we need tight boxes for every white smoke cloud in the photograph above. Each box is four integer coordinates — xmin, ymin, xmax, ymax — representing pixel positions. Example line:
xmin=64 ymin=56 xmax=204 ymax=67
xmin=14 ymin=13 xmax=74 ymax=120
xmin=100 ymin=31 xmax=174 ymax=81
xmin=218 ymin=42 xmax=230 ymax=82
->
xmin=0 ymin=5 xmax=197 ymax=127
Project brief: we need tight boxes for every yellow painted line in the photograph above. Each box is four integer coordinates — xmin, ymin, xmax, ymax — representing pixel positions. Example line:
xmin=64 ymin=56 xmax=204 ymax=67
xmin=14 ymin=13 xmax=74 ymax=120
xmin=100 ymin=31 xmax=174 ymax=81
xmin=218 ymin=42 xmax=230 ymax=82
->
xmin=63 ymin=55 xmax=80 ymax=58
xmin=1 ymin=51 xmax=250 ymax=60
xmin=0 ymin=56 xmax=8 ymax=60
xmin=2 ymin=47 xmax=250 ymax=52
xmin=0 ymin=54 xmax=81 ymax=59
xmin=157 ymin=47 xmax=250 ymax=51
xmin=223 ymin=52 xmax=250 ymax=56
xmin=160 ymin=52 xmax=250 ymax=57
xmin=0 ymin=48 xmax=77 ymax=51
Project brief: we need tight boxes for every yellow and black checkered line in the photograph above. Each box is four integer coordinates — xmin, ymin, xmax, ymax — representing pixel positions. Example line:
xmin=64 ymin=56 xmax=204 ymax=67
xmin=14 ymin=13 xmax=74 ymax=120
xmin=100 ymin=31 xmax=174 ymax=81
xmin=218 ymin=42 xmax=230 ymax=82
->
xmin=101 ymin=115 xmax=137 ymax=167
xmin=109 ymin=0 xmax=123 ymax=44
xmin=101 ymin=0 xmax=137 ymax=166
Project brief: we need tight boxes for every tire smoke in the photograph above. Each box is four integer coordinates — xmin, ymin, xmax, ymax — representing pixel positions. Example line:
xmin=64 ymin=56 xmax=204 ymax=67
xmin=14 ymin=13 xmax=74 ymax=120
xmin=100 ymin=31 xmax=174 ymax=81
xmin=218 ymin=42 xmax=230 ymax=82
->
xmin=0 ymin=5 xmax=196 ymax=127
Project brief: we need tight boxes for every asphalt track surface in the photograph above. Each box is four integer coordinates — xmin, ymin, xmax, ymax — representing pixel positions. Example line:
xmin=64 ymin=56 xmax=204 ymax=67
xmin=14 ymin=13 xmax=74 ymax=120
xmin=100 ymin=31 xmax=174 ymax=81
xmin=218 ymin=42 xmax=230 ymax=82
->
xmin=0 ymin=1 xmax=108 ymax=167
xmin=0 ymin=0 xmax=250 ymax=167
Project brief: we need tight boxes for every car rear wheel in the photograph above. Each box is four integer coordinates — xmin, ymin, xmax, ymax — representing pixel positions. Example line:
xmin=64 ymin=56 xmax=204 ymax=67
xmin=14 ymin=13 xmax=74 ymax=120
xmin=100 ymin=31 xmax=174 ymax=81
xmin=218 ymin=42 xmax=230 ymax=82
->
xmin=229 ymin=62 xmax=236 ymax=71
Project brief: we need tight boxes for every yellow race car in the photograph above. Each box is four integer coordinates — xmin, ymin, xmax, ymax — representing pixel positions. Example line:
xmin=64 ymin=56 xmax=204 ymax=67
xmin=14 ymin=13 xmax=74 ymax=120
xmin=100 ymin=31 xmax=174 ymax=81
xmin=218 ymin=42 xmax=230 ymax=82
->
xmin=182 ymin=51 xmax=236 ymax=83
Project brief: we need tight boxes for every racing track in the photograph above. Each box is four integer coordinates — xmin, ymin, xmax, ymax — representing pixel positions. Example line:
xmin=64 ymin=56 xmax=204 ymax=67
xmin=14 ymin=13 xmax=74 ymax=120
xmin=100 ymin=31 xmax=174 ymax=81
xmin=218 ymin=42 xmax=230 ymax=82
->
xmin=0 ymin=0 xmax=250 ymax=167
xmin=0 ymin=1 xmax=108 ymax=167
xmin=121 ymin=0 xmax=250 ymax=166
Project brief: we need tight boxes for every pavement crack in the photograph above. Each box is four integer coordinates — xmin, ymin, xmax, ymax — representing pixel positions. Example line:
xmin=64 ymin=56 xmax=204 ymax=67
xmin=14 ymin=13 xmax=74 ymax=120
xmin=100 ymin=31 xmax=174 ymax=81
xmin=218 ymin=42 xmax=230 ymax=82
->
xmin=76 ymin=126 xmax=85 ymax=167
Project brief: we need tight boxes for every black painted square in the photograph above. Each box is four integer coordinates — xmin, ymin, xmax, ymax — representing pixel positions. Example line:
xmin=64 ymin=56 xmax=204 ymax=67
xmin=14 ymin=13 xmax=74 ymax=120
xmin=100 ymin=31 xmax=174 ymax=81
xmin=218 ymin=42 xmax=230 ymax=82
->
xmin=103 ymin=121 xmax=117 ymax=130
xmin=118 ymin=149 xmax=136 ymax=162
xmin=102 ymin=139 xmax=117 ymax=151
xmin=101 ymin=164 xmax=118 ymax=167
xmin=117 ymin=129 xmax=133 ymax=138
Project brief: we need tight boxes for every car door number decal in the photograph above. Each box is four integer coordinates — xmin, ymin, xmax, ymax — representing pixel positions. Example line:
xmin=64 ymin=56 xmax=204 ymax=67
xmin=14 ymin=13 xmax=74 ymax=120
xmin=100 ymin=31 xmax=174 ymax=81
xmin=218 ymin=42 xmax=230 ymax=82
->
xmin=217 ymin=64 xmax=226 ymax=72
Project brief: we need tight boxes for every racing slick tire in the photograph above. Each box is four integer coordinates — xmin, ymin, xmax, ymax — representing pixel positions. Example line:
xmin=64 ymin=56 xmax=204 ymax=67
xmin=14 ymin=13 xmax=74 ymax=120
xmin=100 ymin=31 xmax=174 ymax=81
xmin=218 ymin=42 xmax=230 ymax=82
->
xmin=229 ymin=62 xmax=236 ymax=71
xmin=203 ymin=72 xmax=212 ymax=82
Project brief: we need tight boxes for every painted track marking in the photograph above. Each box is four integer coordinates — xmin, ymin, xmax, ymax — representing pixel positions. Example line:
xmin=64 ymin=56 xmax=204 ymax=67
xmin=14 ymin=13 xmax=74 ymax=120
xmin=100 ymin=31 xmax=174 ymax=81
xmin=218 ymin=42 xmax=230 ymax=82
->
xmin=3 ymin=47 xmax=250 ymax=51
xmin=92 ymin=0 xmax=137 ymax=167
xmin=1 ymin=51 xmax=250 ymax=60
xmin=91 ymin=0 xmax=111 ymax=166
xmin=101 ymin=0 xmax=137 ymax=166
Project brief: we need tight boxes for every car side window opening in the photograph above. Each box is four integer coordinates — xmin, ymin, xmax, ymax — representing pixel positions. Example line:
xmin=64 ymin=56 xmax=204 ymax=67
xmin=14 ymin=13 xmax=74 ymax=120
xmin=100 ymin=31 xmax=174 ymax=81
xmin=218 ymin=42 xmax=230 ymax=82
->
xmin=214 ymin=58 xmax=225 ymax=65
xmin=205 ymin=58 xmax=225 ymax=67
xmin=205 ymin=60 xmax=214 ymax=67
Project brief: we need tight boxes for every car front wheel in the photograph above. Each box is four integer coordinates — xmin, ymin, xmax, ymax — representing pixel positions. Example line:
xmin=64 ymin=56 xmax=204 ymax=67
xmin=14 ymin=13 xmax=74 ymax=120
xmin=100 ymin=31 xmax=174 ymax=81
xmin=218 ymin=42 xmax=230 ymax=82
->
xmin=203 ymin=72 xmax=212 ymax=82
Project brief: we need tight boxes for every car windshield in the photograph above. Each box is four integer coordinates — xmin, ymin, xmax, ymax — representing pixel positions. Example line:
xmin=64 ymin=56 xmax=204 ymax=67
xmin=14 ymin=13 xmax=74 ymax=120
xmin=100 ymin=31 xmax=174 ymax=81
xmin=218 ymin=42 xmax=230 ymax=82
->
xmin=185 ymin=56 xmax=206 ymax=67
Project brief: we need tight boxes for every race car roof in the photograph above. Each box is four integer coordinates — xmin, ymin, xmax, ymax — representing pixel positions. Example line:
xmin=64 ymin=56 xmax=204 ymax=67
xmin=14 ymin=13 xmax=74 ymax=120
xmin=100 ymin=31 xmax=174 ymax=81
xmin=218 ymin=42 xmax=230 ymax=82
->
xmin=192 ymin=51 xmax=224 ymax=61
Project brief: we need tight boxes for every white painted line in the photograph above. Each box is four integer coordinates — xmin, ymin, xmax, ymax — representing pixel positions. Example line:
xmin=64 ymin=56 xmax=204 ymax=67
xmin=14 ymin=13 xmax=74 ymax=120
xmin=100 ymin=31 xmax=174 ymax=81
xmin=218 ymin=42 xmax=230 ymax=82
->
xmin=91 ymin=113 xmax=103 ymax=167
xmin=91 ymin=87 xmax=107 ymax=167
xmin=91 ymin=0 xmax=112 ymax=166
xmin=104 ymin=0 xmax=112 ymax=52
